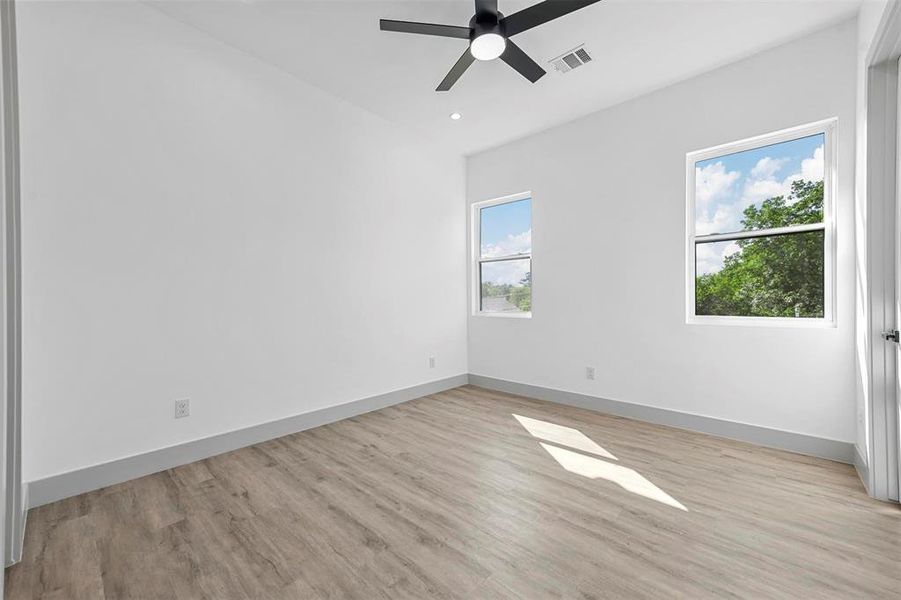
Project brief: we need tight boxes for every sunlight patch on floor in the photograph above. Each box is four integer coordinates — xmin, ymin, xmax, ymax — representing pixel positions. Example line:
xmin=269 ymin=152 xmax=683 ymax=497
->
xmin=540 ymin=443 xmax=687 ymax=511
xmin=513 ymin=414 xmax=617 ymax=460
xmin=514 ymin=414 xmax=688 ymax=511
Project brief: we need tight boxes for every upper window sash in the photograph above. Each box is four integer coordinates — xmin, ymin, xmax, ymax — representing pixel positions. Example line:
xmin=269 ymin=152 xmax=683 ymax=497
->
xmin=478 ymin=194 xmax=532 ymax=260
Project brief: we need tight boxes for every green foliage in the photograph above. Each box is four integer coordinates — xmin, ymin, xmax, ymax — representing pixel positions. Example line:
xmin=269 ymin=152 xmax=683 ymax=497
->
xmin=695 ymin=180 xmax=824 ymax=318
xmin=481 ymin=271 xmax=532 ymax=312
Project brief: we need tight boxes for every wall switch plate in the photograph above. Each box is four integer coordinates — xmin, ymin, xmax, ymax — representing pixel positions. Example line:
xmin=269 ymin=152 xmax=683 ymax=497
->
xmin=429 ymin=355 xmax=436 ymax=368
xmin=586 ymin=366 xmax=596 ymax=380
xmin=175 ymin=398 xmax=191 ymax=419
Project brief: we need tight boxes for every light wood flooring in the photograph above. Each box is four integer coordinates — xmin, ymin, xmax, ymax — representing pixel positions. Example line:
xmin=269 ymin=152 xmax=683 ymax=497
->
xmin=6 ymin=385 xmax=901 ymax=599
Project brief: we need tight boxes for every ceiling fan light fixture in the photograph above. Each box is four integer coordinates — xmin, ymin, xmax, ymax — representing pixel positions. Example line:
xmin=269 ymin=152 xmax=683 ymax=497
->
xmin=470 ymin=33 xmax=506 ymax=61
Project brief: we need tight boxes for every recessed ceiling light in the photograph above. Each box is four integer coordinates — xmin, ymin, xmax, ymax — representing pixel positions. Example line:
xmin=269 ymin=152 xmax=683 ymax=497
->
xmin=450 ymin=112 xmax=462 ymax=120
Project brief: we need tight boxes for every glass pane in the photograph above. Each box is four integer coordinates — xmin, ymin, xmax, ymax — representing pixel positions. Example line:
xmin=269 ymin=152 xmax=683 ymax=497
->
xmin=695 ymin=230 xmax=824 ymax=318
xmin=695 ymin=133 xmax=824 ymax=236
xmin=480 ymin=259 xmax=531 ymax=313
xmin=480 ymin=198 xmax=531 ymax=258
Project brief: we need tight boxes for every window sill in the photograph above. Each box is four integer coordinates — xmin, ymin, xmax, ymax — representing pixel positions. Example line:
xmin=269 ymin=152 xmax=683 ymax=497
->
xmin=473 ymin=311 xmax=532 ymax=319
xmin=686 ymin=315 xmax=836 ymax=329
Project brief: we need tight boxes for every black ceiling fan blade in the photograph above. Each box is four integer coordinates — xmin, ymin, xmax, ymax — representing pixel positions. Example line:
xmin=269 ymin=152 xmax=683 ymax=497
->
xmin=436 ymin=49 xmax=476 ymax=91
xmin=500 ymin=40 xmax=546 ymax=83
xmin=474 ymin=0 xmax=499 ymax=17
xmin=502 ymin=0 xmax=603 ymax=37
xmin=379 ymin=19 xmax=471 ymax=39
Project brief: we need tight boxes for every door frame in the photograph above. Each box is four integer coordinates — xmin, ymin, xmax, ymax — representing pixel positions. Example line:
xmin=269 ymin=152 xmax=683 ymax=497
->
xmin=0 ymin=0 xmax=23 ymax=580
xmin=862 ymin=0 xmax=901 ymax=503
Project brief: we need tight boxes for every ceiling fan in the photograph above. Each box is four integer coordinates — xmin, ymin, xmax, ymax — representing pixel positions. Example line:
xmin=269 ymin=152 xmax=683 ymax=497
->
xmin=380 ymin=0 xmax=602 ymax=91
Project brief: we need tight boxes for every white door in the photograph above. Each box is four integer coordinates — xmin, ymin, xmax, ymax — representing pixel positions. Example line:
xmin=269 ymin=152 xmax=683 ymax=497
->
xmin=867 ymin=6 xmax=901 ymax=504
xmin=895 ymin=55 xmax=901 ymax=498
xmin=878 ymin=55 xmax=901 ymax=502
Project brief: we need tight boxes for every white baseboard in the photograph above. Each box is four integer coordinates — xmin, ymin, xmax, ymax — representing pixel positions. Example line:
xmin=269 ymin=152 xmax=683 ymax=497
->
xmin=26 ymin=375 xmax=468 ymax=508
xmin=469 ymin=374 xmax=855 ymax=464
xmin=26 ymin=372 xmax=857 ymax=510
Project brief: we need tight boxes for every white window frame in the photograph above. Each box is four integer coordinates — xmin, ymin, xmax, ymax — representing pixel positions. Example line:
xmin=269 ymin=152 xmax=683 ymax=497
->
xmin=471 ymin=191 xmax=532 ymax=318
xmin=685 ymin=118 xmax=837 ymax=328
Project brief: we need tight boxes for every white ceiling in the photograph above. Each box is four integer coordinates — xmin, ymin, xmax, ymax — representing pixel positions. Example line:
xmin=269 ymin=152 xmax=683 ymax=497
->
xmin=149 ymin=0 xmax=861 ymax=156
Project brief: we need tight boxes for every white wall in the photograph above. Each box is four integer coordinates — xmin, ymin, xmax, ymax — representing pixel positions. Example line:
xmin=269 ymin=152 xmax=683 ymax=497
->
xmin=17 ymin=1 xmax=467 ymax=483
xmin=467 ymin=20 xmax=858 ymax=443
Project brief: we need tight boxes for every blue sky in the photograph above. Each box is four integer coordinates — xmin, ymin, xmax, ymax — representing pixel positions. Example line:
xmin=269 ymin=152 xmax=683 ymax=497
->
xmin=695 ymin=134 xmax=824 ymax=275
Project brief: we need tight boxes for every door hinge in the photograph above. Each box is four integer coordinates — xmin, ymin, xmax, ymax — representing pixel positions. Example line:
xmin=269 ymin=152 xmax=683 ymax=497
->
xmin=882 ymin=329 xmax=900 ymax=343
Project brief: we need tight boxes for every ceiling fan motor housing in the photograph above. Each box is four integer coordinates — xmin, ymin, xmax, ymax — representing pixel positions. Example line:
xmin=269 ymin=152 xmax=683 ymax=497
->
xmin=469 ymin=11 xmax=505 ymax=42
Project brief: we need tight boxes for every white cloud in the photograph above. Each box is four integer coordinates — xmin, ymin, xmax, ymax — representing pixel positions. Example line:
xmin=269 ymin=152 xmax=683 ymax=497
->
xmin=695 ymin=162 xmax=743 ymax=235
xmin=481 ymin=229 xmax=531 ymax=259
xmin=695 ymin=162 xmax=740 ymax=208
xmin=696 ymin=241 xmax=741 ymax=276
xmin=801 ymin=145 xmax=824 ymax=182
xmin=696 ymin=204 xmax=742 ymax=236
xmin=750 ymin=156 xmax=788 ymax=180
xmin=741 ymin=177 xmax=786 ymax=207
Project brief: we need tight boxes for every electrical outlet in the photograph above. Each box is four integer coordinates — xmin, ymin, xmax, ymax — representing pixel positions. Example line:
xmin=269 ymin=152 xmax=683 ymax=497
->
xmin=585 ymin=366 xmax=596 ymax=380
xmin=175 ymin=398 xmax=191 ymax=419
xmin=429 ymin=355 xmax=436 ymax=368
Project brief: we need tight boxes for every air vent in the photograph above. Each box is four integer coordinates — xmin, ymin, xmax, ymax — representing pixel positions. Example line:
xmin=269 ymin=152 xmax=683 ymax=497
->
xmin=549 ymin=44 xmax=593 ymax=74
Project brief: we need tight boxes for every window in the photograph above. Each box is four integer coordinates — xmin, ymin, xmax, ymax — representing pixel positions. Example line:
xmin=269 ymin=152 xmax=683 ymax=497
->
xmin=473 ymin=193 xmax=532 ymax=316
xmin=686 ymin=120 xmax=835 ymax=325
